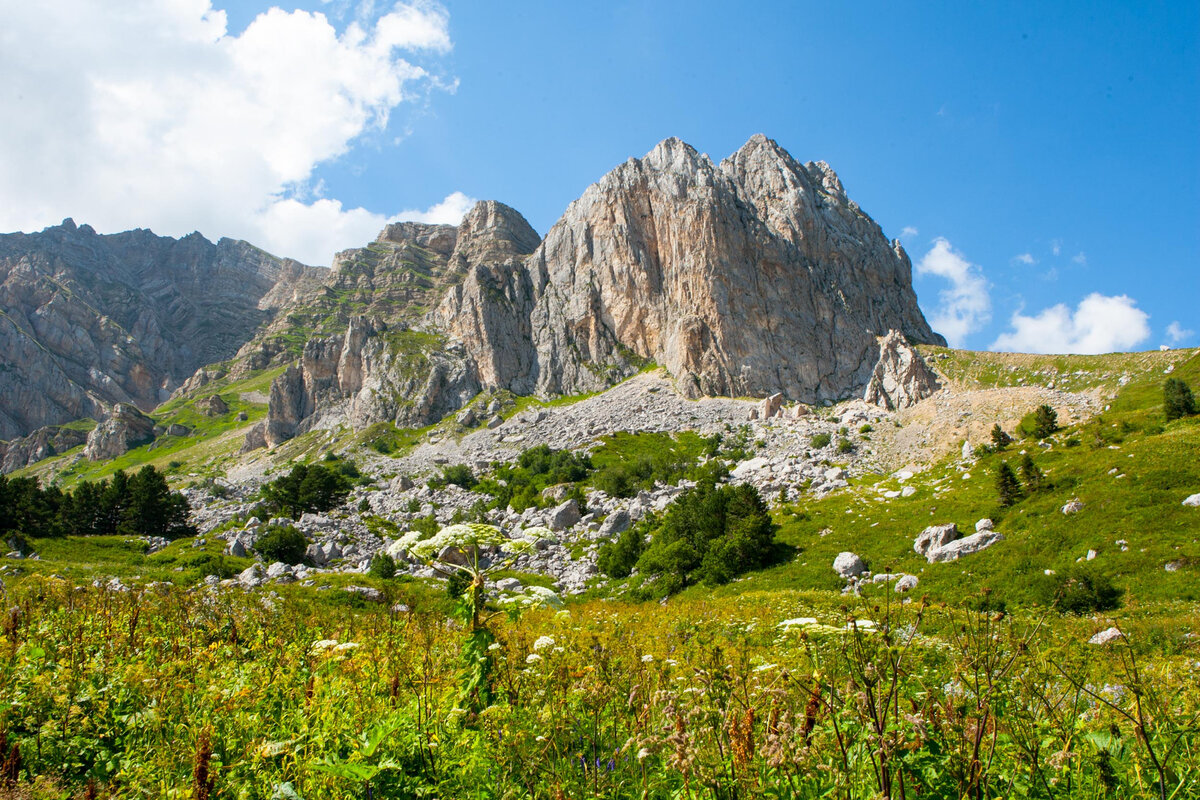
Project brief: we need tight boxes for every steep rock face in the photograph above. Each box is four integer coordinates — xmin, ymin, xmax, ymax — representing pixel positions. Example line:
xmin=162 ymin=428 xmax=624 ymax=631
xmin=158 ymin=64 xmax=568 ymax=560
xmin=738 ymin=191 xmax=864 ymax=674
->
xmin=83 ymin=403 xmax=156 ymax=461
xmin=0 ymin=219 xmax=321 ymax=439
xmin=246 ymin=317 xmax=480 ymax=448
xmin=862 ymin=331 xmax=942 ymax=410
xmin=440 ymin=135 xmax=943 ymax=403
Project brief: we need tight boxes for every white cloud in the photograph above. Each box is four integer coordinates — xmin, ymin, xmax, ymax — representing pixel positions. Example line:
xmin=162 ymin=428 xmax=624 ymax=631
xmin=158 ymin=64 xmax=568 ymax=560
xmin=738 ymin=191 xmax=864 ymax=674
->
xmin=991 ymin=293 xmax=1151 ymax=354
xmin=900 ymin=226 xmax=919 ymax=239
xmin=395 ymin=191 xmax=477 ymax=224
xmin=914 ymin=237 xmax=992 ymax=347
xmin=1051 ymin=239 xmax=1062 ymax=256
xmin=1167 ymin=321 xmax=1194 ymax=344
xmin=1072 ymin=252 xmax=1088 ymax=265
xmin=1013 ymin=252 xmax=1036 ymax=265
xmin=0 ymin=0 xmax=459 ymax=265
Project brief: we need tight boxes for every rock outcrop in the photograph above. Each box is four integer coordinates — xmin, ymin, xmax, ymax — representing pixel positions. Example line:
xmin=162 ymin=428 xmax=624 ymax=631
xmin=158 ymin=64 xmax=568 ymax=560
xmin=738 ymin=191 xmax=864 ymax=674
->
xmin=0 ymin=219 xmax=321 ymax=439
xmin=439 ymin=134 xmax=943 ymax=404
xmin=913 ymin=522 xmax=1004 ymax=564
xmin=862 ymin=330 xmax=941 ymax=410
xmin=84 ymin=403 xmax=156 ymax=461
xmin=0 ymin=424 xmax=90 ymax=473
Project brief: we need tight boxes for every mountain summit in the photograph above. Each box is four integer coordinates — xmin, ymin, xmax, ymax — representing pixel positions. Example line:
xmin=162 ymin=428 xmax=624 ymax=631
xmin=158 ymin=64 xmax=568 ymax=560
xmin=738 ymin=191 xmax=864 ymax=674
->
xmin=439 ymin=134 xmax=942 ymax=401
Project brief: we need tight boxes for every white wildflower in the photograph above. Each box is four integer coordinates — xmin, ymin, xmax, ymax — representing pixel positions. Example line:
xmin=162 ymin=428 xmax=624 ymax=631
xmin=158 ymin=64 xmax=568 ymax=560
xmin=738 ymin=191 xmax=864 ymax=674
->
xmin=641 ymin=654 xmax=654 ymax=663
xmin=526 ymin=653 xmax=542 ymax=664
xmin=533 ymin=635 xmax=555 ymax=651
xmin=779 ymin=617 xmax=818 ymax=628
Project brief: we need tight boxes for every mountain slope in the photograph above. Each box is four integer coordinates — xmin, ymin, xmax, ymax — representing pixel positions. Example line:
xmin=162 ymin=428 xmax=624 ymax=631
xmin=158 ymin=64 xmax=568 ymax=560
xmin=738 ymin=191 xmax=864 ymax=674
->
xmin=0 ymin=219 xmax=321 ymax=439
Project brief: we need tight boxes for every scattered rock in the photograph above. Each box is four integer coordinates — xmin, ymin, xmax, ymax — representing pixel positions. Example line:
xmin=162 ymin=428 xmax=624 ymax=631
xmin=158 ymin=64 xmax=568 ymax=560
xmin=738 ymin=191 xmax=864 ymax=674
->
xmin=1062 ymin=498 xmax=1084 ymax=515
xmin=547 ymin=499 xmax=581 ymax=531
xmin=84 ymin=404 xmax=156 ymax=461
xmin=895 ymin=575 xmax=919 ymax=593
xmin=1183 ymin=494 xmax=1200 ymax=508
xmin=1088 ymin=627 xmax=1124 ymax=645
xmin=913 ymin=523 xmax=959 ymax=558
xmin=1164 ymin=560 xmax=1184 ymax=572
xmin=975 ymin=518 xmax=994 ymax=532
xmin=343 ymin=585 xmax=385 ymax=603
xmin=495 ymin=577 xmax=523 ymax=593
xmin=195 ymin=394 xmax=229 ymax=416
xmin=832 ymin=552 xmax=867 ymax=579
xmin=237 ymin=563 xmax=265 ymax=589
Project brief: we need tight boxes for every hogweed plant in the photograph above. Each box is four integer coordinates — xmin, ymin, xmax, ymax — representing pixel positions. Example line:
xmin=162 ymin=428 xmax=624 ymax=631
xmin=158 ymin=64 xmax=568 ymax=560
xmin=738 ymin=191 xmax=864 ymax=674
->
xmin=400 ymin=523 xmax=564 ymax=712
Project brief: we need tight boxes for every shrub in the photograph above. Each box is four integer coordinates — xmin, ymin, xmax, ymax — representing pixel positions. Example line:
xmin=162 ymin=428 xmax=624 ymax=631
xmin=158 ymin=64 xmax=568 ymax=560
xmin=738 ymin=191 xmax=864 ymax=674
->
xmin=1039 ymin=567 xmax=1124 ymax=614
xmin=995 ymin=462 xmax=1024 ymax=507
xmin=859 ymin=424 xmax=873 ymax=434
xmin=255 ymin=525 xmax=307 ymax=565
xmin=836 ymin=438 xmax=854 ymax=455
xmin=369 ymin=552 xmax=396 ymax=580
xmin=597 ymin=521 xmax=647 ymax=579
xmin=428 ymin=464 xmax=477 ymax=491
xmin=810 ymin=433 xmax=832 ymax=449
xmin=635 ymin=481 xmax=776 ymax=593
xmin=1164 ymin=377 xmax=1197 ymax=421
xmin=260 ymin=463 xmax=352 ymax=517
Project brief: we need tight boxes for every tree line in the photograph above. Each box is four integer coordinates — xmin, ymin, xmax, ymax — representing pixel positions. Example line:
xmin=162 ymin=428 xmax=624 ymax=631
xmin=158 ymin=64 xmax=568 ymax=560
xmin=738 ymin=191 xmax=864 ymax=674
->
xmin=0 ymin=465 xmax=195 ymax=540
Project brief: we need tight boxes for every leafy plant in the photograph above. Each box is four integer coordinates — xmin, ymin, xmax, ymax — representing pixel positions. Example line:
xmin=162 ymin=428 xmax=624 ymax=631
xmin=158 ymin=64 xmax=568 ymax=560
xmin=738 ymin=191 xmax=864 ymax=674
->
xmin=255 ymin=525 xmax=307 ymax=564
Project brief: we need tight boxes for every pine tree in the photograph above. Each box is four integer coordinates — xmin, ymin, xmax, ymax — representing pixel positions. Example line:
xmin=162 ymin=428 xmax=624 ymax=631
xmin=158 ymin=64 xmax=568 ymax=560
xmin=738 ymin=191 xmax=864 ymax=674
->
xmin=1164 ymin=378 xmax=1197 ymax=421
xmin=1020 ymin=453 xmax=1046 ymax=493
xmin=990 ymin=423 xmax=1013 ymax=450
xmin=996 ymin=462 xmax=1024 ymax=507
xmin=1032 ymin=405 xmax=1059 ymax=439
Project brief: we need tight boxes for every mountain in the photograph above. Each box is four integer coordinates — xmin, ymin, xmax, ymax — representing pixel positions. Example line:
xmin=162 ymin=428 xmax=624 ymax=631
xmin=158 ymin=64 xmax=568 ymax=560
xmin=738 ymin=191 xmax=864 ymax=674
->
xmin=248 ymin=135 xmax=944 ymax=449
xmin=0 ymin=219 xmax=321 ymax=440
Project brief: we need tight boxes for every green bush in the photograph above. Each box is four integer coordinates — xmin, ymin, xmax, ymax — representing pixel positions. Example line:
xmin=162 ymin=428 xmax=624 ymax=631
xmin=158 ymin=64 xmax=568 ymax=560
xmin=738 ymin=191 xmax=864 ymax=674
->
xmin=428 ymin=464 xmax=477 ymax=491
xmin=810 ymin=433 xmax=832 ymax=449
xmin=635 ymin=481 xmax=777 ymax=593
xmin=1020 ymin=454 xmax=1047 ymax=492
xmin=1039 ymin=567 xmax=1124 ymax=614
xmin=597 ymin=521 xmax=648 ymax=578
xmin=369 ymin=552 xmax=396 ymax=580
xmin=836 ymin=438 xmax=854 ymax=455
xmin=255 ymin=526 xmax=307 ymax=565
xmin=1164 ymin=377 xmax=1197 ymax=421
xmin=260 ymin=463 xmax=352 ymax=517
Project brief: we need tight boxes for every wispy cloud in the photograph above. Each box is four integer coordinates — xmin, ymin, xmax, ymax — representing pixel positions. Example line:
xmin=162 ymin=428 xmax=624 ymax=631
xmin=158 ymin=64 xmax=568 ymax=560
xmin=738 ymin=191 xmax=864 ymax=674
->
xmin=900 ymin=226 xmax=919 ymax=239
xmin=991 ymin=293 xmax=1150 ymax=354
xmin=1072 ymin=252 xmax=1088 ymax=266
xmin=915 ymin=237 xmax=992 ymax=348
xmin=1051 ymin=239 xmax=1063 ymax=256
xmin=1166 ymin=321 xmax=1195 ymax=345
xmin=1012 ymin=252 xmax=1036 ymax=265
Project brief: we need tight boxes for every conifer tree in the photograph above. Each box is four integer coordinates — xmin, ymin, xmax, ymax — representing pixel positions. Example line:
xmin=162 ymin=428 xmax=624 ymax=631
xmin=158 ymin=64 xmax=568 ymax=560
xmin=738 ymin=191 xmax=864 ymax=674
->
xmin=996 ymin=462 xmax=1023 ymax=507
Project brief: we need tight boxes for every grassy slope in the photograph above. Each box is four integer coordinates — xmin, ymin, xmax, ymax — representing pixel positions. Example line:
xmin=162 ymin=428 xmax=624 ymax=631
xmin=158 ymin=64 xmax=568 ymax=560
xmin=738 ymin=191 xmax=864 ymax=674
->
xmin=698 ymin=349 xmax=1200 ymax=613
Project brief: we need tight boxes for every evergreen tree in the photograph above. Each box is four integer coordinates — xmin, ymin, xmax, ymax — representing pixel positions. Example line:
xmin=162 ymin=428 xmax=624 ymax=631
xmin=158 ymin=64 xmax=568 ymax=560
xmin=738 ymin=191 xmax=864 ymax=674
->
xmin=1032 ymin=405 xmax=1059 ymax=439
xmin=995 ymin=462 xmax=1024 ymax=507
xmin=1019 ymin=453 xmax=1046 ymax=493
xmin=990 ymin=423 xmax=1013 ymax=450
xmin=1164 ymin=377 xmax=1197 ymax=421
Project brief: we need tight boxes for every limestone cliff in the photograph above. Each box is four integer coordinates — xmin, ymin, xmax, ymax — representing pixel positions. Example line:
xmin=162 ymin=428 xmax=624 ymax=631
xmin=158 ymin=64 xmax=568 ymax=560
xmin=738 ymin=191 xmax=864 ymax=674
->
xmin=438 ymin=135 xmax=943 ymax=404
xmin=0 ymin=219 xmax=322 ymax=440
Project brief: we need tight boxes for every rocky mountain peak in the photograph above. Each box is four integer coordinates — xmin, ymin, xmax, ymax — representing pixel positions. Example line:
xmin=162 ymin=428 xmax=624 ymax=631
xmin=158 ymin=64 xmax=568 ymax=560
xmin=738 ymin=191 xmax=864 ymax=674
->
xmin=450 ymin=201 xmax=540 ymax=269
xmin=373 ymin=221 xmax=457 ymax=258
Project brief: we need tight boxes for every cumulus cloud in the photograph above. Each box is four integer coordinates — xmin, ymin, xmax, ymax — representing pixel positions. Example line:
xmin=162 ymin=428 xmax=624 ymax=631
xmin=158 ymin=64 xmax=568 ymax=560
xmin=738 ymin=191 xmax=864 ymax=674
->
xmin=0 ymin=0 xmax=460 ymax=265
xmin=990 ymin=293 xmax=1151 ymax=354
xmin=900 ymin=226 xmax=919 ymax=239
xmin=1013 ymin=252 xmax=1036 ymax=265
xmin=1166 ymin=321 xmax=1194 ymax=345
xmin=1072 ymin=252 xmax=1088 ymax=265
xmin=915 ymin=238 xmax=992 ymax=347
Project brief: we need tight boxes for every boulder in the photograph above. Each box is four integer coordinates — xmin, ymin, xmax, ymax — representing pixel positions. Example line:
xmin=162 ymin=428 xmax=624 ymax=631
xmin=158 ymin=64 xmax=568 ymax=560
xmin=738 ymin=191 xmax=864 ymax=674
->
xmin=237 ymin=563 xmax=265 ymax=589
xmin=895 ymin=575 xmax=919 ymax=593
xmin=862 ymin=330 xmax=940 ymax=410
xmin=266 ymin=562 xmax=294 ymax=581
xmin=495 ymin=577 xmax=523 ymax=593
xmin=343 ymin=585 xmax=385 ymax=603
xmin=548 ymin=499 xmax=581 ymax=531
xmin=975 ymin=518 xmax=994 ymax=532
xmin=832 ymin=552 xmax=867 ymax=579
xmin=1088 ymin=627 xmax=1124 ymax=645
xmin=195 ymin=394 xmax=229 ymax=416
xmin=227 ymin=537 xmax=247 ymax=558
xmin=487 ymin=414 xmax=504 ymax=429
xmin=1182 ymin=493 xmax=1200 ymax=508
xmin=926 ymin=531 xmax=1004 ymax=563
xmin=913 ymin=523 xmax=959 ymax=558
xmin=758 ymin=393 xmax=784 ymax=419
xmin=1062 ymin=498 xmax=1084 ymax=515
xmin=598 ymin=509 xmax=632 ymax=538
xmin=305 ymin=543 xmax=327 ymax=566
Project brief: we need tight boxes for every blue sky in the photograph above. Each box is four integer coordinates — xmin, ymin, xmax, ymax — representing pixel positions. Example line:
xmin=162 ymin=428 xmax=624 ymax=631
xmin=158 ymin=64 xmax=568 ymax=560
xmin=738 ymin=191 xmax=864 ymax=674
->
xmin=1 ymin=1 xmax=1196 ymax=353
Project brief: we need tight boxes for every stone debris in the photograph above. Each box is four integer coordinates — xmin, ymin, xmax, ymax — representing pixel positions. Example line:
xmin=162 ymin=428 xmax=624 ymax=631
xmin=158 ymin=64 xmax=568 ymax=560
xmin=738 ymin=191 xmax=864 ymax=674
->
xmin=1088 ymin=627 xmax=1124 ymax=646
